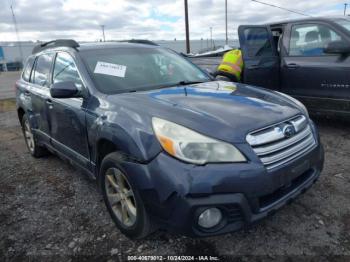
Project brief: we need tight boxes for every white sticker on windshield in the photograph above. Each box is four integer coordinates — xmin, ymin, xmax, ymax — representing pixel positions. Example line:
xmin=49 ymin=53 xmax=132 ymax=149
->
xmin=94 ymin=61 xmax=127 ymax=78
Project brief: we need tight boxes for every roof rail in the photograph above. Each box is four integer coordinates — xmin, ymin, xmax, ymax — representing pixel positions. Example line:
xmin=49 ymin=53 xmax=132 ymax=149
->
xmin=32 ymin=39 xmax=80 ymax=54
xmin=120 ymin=39 xmax=159 ymax=46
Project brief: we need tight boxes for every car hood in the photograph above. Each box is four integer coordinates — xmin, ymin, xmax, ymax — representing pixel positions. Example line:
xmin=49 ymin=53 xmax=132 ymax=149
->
xmin=106 ymin=81 xmax=303 ymax=143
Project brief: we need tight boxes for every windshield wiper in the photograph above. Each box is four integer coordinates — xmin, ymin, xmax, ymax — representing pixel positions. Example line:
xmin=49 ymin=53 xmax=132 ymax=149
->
xmin=177 ymin=80 xmax=206 ymax=86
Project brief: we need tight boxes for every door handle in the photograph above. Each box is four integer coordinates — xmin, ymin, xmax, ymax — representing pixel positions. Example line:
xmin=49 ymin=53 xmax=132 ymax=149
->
xmin=247 ymin=64 xmax=260 ymax=70
xmin=286 ymin=63 xmax=300 ymax=69
xmin=46 ymin=99 xmax=53 ymax=109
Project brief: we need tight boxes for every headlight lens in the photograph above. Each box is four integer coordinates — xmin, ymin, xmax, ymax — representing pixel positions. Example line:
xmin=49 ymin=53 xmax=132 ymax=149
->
xmin=152 ymin=117 xmax=246 ymax=164
xmin=276 ymin=91 xmax=309 ymax=118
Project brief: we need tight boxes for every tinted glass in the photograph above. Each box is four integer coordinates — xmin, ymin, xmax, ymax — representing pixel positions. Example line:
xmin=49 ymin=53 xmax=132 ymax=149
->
xmin=53 ymin=52 xmax=82 ymax=86
xmin=242 ymin=27 xmax=274 ymax=57
xmin=22 ymin=56 xmax=35 ymax=82
xmin=33 ymin=53 xmax=54 ymax=86
xmin=289 ymin=24 xmax=342 ymax=56
xmin=82 ymin=47 xmax=210 ymax=94
xmin=334 ymin=19 xmax=350 ymax=32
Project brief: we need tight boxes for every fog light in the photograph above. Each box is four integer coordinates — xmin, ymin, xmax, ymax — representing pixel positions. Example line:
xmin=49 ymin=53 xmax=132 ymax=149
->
xmin=198 ymin=208 xmax=222 ymax=229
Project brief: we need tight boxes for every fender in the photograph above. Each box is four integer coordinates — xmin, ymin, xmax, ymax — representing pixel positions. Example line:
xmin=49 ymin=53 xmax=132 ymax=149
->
xmin=87 ymin=110 xmax=162 ymax=167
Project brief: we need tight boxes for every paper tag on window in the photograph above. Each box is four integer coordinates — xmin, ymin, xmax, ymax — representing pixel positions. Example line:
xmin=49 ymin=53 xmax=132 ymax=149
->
xmin=94 ymin=61 xmax=127 ymax=78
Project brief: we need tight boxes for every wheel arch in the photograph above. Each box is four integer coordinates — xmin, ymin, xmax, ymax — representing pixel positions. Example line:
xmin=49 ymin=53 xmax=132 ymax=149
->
xmin=96 ymin=138 xmax=119 ymax=173
xmin=17 ymin=107 xmax=25 ymax=125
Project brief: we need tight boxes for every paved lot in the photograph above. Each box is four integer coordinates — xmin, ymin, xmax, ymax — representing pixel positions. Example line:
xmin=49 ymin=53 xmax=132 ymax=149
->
xmin=1 ymin=97 xmax=350 ymax=259
xmin=0 ymin=71 xmax=21 ymax=100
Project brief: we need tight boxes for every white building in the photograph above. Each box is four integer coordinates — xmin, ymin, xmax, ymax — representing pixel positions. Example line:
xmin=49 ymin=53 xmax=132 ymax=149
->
xmin=0 ymin=41 xmax=36 ymax=71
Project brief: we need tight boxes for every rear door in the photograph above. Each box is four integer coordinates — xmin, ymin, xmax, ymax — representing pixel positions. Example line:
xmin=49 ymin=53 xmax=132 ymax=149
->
xmin=281 ymin=22 xmax=350 ymax=113
xmin=29 ymin=53 xmax=55 ymax=145
xmin=238 ymin=25 xmax=280 ymax=89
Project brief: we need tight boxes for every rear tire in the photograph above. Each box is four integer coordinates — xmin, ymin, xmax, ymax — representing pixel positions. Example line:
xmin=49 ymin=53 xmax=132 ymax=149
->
xmin=21 ymin=114 xmax=49 ymax=158
xmin=100 ymin=152 xmax=155 ymax=239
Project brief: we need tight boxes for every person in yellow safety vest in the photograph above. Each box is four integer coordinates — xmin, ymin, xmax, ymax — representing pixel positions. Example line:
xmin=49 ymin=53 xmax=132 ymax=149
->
xmin=215 ymin=49 xmax=243 ymax=82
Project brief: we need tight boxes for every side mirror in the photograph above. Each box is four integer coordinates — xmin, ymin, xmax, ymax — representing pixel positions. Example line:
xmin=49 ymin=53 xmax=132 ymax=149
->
xmin=50 ymin=81 xmax=80 ymax=98
xmin=324 ymin=40 xmax=350 ymax=54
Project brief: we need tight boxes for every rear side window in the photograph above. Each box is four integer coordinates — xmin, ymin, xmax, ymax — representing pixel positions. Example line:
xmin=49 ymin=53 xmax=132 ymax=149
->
xmin=32 ymin=53 xmax=54 ymax=87
xmin=22 ymin=57 xmax=35 ymax=82
xmin=53 ymin=52 xmax=83 ymax=87
xmin=289 ymin=24 xmax=342 ymax=56
xmin=242 ymin=27 xmax=274 ymax=57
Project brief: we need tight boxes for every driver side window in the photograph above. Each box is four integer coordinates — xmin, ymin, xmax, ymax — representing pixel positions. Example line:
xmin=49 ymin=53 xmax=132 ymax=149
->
xmin=242 ymin=27 xmax=274 ymax=57
xmin=289 ymin=24 xmax=342 ymax=56
xmin=53 ymin=52 xmax=83 ymax=87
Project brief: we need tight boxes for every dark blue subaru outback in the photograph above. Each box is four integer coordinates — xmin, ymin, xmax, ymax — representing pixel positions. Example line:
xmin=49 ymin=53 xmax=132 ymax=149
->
xmin=16 ymin=40 xmax=324 ymax=238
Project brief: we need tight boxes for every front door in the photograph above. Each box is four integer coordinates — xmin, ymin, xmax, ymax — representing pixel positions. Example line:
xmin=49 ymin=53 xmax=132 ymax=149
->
xmin=281 ymin=22 xmax=350 ymax=113
xmin=49 ymin=52 xmax=90 ymax=169
xmin=238 ymin=25 xmax=280 ymax=90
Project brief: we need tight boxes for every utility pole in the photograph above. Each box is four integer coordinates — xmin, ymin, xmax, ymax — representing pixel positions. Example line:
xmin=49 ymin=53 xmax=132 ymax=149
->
xmin=10 ymin=5 xmax=24 ymax=65
xmin=210 ymin=27 xmax=213 ymax=49
xmin=184 ymin=0 xmax=190 ymax=54
xmin=100 ymin=25 xmax=106 ymax=42
xmin=345 ymin=3 xmax=348 ymax=16
xmin=225 ymin=0 xmax=228 ymax=45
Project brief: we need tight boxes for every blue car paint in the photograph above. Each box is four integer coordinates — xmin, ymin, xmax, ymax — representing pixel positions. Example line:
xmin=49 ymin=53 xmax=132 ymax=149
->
xmin=16 ymin=44 xmax=324 ymax=237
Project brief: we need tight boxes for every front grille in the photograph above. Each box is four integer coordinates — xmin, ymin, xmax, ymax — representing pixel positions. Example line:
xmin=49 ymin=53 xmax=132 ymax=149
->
xmin=246 ymin=115 xmax=316 ymax=170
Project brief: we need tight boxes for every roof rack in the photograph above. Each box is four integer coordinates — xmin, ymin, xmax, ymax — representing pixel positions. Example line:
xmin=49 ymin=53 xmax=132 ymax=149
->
xmin=120 ymin=39 xmax=159 ymax=46
xmin=32 ymin=39 xmax=80 ymax=54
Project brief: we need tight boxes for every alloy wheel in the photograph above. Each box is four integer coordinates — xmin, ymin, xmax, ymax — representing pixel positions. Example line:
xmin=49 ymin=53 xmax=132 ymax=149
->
xmin=105 ymin=167 xmax=137 ymax=227
xmin=24 ymin=120 xmax=35 ymax=153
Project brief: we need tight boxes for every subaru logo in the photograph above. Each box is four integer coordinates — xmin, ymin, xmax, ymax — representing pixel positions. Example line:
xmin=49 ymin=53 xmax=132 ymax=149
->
xmin=283 ymin=124 xmax=296 ymax=138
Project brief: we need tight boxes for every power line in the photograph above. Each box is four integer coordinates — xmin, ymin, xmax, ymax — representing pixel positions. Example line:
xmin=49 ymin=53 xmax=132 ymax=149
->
xmin=10 ymin=5 xmax=24 ymax=63
xmin=251 ymin=0 xmax=312 ymax=17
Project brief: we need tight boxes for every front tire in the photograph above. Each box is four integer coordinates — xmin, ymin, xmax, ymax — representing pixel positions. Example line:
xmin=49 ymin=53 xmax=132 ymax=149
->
xmin=21 ymin=114 xmax=49 ymax=158
xmin=100 ymin=152 xmax=154 ymax=239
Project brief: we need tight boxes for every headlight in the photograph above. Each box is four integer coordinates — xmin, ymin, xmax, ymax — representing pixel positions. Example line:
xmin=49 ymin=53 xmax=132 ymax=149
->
xmin=276 ymin=91 xmax=309 ymax=118
xmin=152 ymin=117 xmax=246 ymax=164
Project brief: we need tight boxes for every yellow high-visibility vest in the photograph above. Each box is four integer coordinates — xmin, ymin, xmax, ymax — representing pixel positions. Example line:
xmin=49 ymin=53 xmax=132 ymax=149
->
xmin=217 ymin=49 xmax=243 ymax=81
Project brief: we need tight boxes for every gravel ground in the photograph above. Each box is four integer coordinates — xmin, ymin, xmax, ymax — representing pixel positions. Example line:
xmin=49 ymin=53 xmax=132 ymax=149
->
xmin=1 ymin=99 xmax=350 ymax=261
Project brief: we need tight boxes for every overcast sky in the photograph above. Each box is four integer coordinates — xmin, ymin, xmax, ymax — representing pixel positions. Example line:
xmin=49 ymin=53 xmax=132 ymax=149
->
xmin=0 ymin=0 xmax=348 ymax=42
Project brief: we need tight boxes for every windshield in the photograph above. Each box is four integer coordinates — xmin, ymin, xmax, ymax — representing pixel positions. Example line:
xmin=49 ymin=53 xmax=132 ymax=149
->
xmin=82 ymin=47 xmax=210 ymax=94
xmin=334 ymin=19 xmax=350 ymax=32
